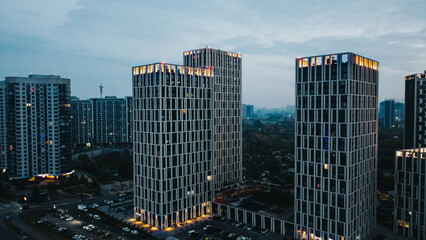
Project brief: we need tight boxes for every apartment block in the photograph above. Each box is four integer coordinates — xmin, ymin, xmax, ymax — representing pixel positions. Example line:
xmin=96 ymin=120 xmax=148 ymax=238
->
xmin=184 ymin=47 xmax=242 ymax=190
xmin=394 ymin=148 xmax=426 ymax=240
xmin=295 ymin=53 xmax=379 ymax=240
xmin=132 ymin=63 xmax=214 ymax=228
xmin=404 ymin=71 xmax=426 ymax=148
xmin=0 ymin=74 xmax=72 ymax=179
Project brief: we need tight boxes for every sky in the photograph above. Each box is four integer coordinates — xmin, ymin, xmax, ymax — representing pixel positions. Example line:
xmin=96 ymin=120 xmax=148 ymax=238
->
xmin=1 ymin=0 xmax=425 ymax=108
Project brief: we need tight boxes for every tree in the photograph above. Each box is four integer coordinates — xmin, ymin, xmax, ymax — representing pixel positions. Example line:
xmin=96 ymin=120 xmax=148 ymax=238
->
xmin=31 ymin=186 xmax=41 ymax=203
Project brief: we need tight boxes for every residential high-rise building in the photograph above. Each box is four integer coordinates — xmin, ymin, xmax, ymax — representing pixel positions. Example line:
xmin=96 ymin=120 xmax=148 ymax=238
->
xmin=91 ymin=96 xmax=127 ymax=145
xmin=379 ymin=99 xmax=395 ymax=128
xmin=125 ymin=96 xmax=133 ymax=143
xmin=70 ymin=97 xmax=93 ymax=146
xmin=242 ymin=104 xmax=254 ymax=119
xmin=394 ymin=148 xmax=426 ymax=240
xmin=0 ymin=74 xmax=72 ymax=179
xmin=184 ymin=47 xmax=242 ymax=190
xmin=404 ymin=71 xmax=426 ymax=148
xmin=132 ymin=63 xmax=214 ymax=228
xmin=295 ymin=53 xmax=379 ymax=240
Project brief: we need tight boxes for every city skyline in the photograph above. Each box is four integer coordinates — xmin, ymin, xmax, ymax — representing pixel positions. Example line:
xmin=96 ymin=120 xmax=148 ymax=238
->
xmin=1 ymin=1 xmax=426 ymax=108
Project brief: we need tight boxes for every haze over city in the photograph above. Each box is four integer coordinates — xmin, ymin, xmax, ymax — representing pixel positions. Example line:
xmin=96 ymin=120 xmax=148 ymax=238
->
xmin=1 ymin=0 xmax=425 ymax=108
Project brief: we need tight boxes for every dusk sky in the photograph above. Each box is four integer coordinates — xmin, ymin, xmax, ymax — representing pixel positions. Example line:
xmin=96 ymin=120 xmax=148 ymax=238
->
xmin=1 ymin=0 xmax=425 ymax=108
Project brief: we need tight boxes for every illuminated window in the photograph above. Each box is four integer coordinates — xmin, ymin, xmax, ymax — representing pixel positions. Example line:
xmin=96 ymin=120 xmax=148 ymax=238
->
xmin=324 ymin=164 xmax=329 ymax=170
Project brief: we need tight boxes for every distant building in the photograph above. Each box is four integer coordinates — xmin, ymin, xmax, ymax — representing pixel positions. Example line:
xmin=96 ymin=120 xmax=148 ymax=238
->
xmin=242 ymin=104 xmax=254 ymax=119
xmin=91 ymin=96 xmax=127 ymax=145
xmin=395 ymin=101 xmax=405 ymax=121
xmin=404 ymin=71 xmax=426 ymax=148
xmin=285 ymin=105 xmax=295 ymax=114
xmin=125 ymin=96 xmax=133 ymax=143
xmin=0 ymin=74 xmax=72 ymax=179
xmin=132 ymin=63 xmax=214 ymax=229
xmin=70 ymin=96 xmax=133 ymax=146
xmin=380 ymin=99 xmax=395 ymax=128
xmin=70 ymin=97 xmax=92 ymax=145
xmin=394 ymin=148 xmax=426 ymax=239
xmin=184 ymin=47 xmax=243 ymax=190
xmin=295 ymin=53 xmax=378 ymax=240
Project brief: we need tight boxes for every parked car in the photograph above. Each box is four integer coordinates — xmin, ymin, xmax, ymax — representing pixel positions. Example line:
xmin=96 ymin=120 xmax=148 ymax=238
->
xmin=122 ymin=227 xmax=130 ymax=232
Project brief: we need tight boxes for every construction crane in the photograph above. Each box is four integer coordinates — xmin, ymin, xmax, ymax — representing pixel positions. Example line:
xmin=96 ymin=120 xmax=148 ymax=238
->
xmin=99 ymin=83 xmax=104 ymax=98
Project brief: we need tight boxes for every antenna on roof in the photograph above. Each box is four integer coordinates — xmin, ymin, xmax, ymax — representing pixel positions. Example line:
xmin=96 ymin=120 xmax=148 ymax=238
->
xmin=99 ymin=83 xmax=104 ymax=98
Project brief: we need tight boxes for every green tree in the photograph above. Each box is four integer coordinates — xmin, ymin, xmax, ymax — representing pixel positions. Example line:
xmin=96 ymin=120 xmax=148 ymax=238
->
xmin=31 ymin=186 xmax=41 ymax=203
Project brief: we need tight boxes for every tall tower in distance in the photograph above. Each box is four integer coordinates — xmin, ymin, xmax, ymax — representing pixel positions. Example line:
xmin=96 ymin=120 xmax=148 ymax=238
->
xmin=404 ymin=70 xmax=426 ymax=148
xmin=294 ymin=53 xmax=379 ymax=240
xmin=184 ymin=47 xmax=243 ymax=190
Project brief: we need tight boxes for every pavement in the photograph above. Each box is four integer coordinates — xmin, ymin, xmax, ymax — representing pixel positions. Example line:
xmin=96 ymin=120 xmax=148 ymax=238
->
xmin=366 ymin=224 xmax=412 ymax=240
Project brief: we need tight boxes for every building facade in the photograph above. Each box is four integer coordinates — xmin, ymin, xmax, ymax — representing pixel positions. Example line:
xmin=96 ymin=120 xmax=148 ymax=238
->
xmin=184 ymin=47 xmax=242 ymax=190
xmin=0 ymin=74 xmax=72 ymax=179
xmin=91 ymin=96 xmax=127 ymax=145
xmin=295 ymin=53 xmax=379 ymax=240
xmin=133 ymin=63 xmax=214 ymax=228
xmin=404 ymin=71 xmax=426 ymax=148
xmin=70 ymin=97 xmax=93 ymax=145
xmin=394 ymin=148 xmax=426 ymax=240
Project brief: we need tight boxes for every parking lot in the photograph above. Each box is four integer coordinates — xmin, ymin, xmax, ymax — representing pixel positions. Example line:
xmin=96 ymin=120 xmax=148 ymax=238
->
xmin=173 ymin=217 xmax=284 ymax=240
xmin=28 ymin=192 xmax=157 ymax=240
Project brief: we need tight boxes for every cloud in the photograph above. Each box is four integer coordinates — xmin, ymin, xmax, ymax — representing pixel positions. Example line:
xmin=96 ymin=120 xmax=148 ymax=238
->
xmin=0 ymin=0 xmax=425 ymax=107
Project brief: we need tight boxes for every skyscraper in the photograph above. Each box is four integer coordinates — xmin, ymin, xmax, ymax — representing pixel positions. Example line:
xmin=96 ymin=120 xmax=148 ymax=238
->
xmin=394 ymin=148 xmax=426 ymax=239
xmin=133 ymin=63 xmax=214 ymax=228
xmin=0 ymin=74 xmax=72 ymax=179
xmin=404 ymin=71 xmax=426 ymax=148
xmin=295 ymin=53 xmax=379 ymax=240
xmin=184 ymin=47 xmax=242 ymax=190
xmin=70 ymin=97 xmax=93 ymax=146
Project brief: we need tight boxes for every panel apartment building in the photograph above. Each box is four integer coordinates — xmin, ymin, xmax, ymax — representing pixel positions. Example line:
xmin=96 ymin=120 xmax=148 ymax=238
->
xmin=295 ymin=53 xmax=379 ymax=240
xmin=70 ymin=96 xmax=133 ymax=145
xmin=0 ymin=74 xmax=72 ymax=179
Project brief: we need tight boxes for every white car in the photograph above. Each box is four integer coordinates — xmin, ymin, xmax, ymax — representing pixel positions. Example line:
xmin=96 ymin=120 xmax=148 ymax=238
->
xmin=65 ymin=217 xmax=74 ymax=221
xmin=83 ymin=224 xmax=95 ymax=232
xmin=131 ymin=230 xmax=139 ymax=235
xmin=122 ymin=227 xmax=130 ymax=232
xmin=93 ymin=215 xmax=101 ymax=220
